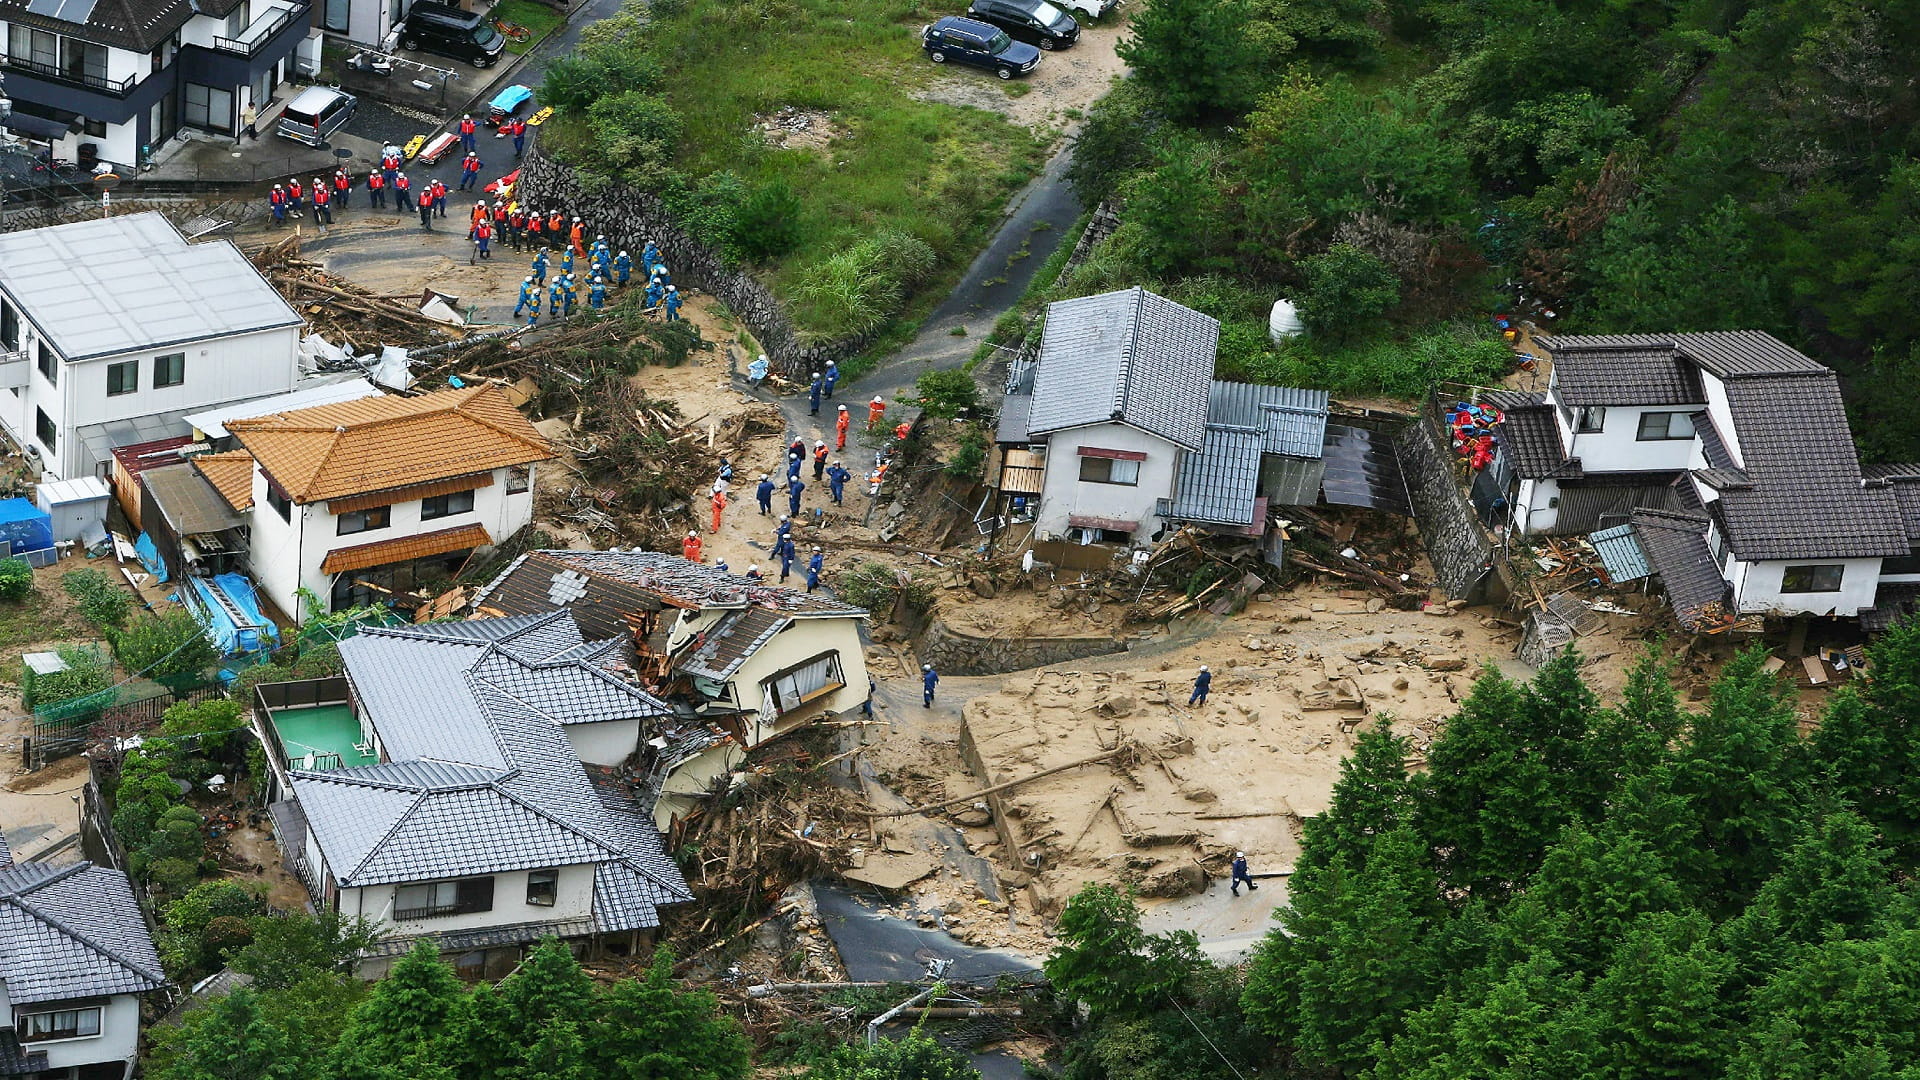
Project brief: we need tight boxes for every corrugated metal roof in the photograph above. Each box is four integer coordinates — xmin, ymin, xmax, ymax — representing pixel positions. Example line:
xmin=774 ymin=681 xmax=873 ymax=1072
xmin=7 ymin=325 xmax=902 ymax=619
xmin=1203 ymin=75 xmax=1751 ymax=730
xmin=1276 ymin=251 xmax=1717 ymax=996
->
xmin=996 ymin=394 xmax=1033 ymax=444
xmin=185 ymin=379 xmax=384 ymax=439
xmin=0 ymin=214 xmax=299 ymax=362
xmin=0 ymin=863 xmax=168 ymax=1005
xmin=1589 ymin=524 xmax=1651 ymax=582
xmin=1265 ymin=455 xmax=1327 ymax=507
xmin=1027 ymin=288 xmax=1216 ymax=451
xmin=143 ymin=462 xmax=246 ymax=537
xmin=1207 ymin=381 xmax=1329 ymax=458
xmin=1167 ymin=426 xmax=1262 ymax=526
xmin=34 ymin=476 xmax=109 ymax=507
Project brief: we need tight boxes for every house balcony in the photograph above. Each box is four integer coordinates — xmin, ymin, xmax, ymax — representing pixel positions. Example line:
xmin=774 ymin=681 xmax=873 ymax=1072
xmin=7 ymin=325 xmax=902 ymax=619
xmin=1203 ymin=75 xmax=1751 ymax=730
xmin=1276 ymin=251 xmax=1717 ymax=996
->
xmin=211 ymin=0 xmax=311 ymax=57
xmin=0 ymin=54 xmax=137 ymax=96
xmin=254 ymin=676 xmax=379 ymax=776
xmin=0 ymin=349 xmax=27 ymax=391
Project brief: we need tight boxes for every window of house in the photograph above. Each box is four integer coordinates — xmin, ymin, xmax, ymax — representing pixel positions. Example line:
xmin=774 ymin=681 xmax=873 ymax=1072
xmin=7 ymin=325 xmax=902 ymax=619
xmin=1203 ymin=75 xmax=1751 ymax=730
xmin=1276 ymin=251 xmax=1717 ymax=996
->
xmin=17 ymin=1006 xmax=102 ymax=1042
xmin=1078 ymin=456 xmax=1140 ymax=485
xmin=1072 ymin=526 xmax=1131 ymax=545
xmin=36 ymin=342 xmax=55 ymax=386
xmin=59 ymin=37 xmax=107 ymax=84
xmin=336 ymin=505 xmax=390 ymax=535
xmin=1883 ymin=549 xmax=1920 ymax=576
xmin=35 ymin=408 xmax=55 ymax=453
xmin=1575 ymin=407 xmax=1605 ymax=433
xmin=1636 ymin=411 xmax=1696 ymax=441
xmin=83 ymin=117 xmax=106 ymax=138
xmin=762 ymin=652 xmax=844 ymax=716
xmin=420 ymin=490 xmax=475 ymax=520
xmin=267 ymin=487 xmax=292 ymax=522
xmin=394 ymin=877 xmax=495 ymax=920
xmin=505 ymin=465 xmax=531 ymax=494
xmin=153 ymin=352 xmax=185 ymax=388
xmin=6 ymin=26 xmax=56 ymax=70
xmin=106 ymin=360 xmax=138 ymax=396
xmin=526 ymin=869 xmax=558 ymax=907
xmin=1781 ymin=564 xmax=1845 ymax=593
xmin=0 ymin=299 xmax=17 ymax=351
xmin=183 ymin=83 xmax=232 ymax=131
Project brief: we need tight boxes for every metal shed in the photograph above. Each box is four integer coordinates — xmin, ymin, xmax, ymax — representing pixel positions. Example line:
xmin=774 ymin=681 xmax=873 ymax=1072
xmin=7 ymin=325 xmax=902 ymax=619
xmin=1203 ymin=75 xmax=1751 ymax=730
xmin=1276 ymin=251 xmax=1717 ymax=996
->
xmin=35 ymin=476 xmax=111 ymax=544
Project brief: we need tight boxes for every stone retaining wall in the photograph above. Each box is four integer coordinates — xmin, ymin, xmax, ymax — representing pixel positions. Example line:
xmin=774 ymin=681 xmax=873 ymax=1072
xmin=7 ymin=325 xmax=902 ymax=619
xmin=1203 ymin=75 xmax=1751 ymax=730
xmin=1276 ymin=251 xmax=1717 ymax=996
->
xmin=511 ymin=149 xmax=872 ymax=374
xmin=915 ymin=615 xmax=1128 ymax=676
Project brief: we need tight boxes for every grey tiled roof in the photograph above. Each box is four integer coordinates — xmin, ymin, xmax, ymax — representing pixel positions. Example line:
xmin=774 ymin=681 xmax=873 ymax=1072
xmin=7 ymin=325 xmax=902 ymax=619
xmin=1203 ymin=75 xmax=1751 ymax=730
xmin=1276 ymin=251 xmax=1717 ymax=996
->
xmin=1167 ymin=426 xmax=1262 ymax=527
xmin=0 ymin=1029 xmax=47 ymax=1074
xmin=1863 ymin=465 xmax=1920 ymax=545
xmin=0 ymin=830 xmax=9 ymax=868
xmin=0 ymin=863 xmax=168 ymax=1005
xmin=1631 ymin=509 xmax=1729 ymax=630
xmin=297 ymin=616 xmax=692 ymax=926
xmin=996 ymin=394 xmax=1033 ymax=445
xmin=1862 ymin=584 xmax=1920 ymax=633
xmin=1694 ymin=411 xmax=1736 ymax=470
xmin=681 ymin=608 xmax=793 ymax=681
xmin=1541 ymin=334 xmax=1704 ymax=406
xmin=1207 ymin=382 xmax=1329 ymax=458
xmin=1675 ymin=331 xmax=1829 ymax=378
xmin=1711 ymin=372 xmax=1907 ymax=560
xmin=1028 ymin=288 xmax=1216 ymax=451
xmin=1490 ymin=392 xmax=1581 ymax=480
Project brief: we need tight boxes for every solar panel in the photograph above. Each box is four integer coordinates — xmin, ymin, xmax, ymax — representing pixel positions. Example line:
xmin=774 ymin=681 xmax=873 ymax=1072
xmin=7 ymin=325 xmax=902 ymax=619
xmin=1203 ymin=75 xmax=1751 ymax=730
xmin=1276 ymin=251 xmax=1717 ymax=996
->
xmin=50 ymin=0 xmax=100 ymax=23
xmin=24 ymin=0 xmax=63 ymax=16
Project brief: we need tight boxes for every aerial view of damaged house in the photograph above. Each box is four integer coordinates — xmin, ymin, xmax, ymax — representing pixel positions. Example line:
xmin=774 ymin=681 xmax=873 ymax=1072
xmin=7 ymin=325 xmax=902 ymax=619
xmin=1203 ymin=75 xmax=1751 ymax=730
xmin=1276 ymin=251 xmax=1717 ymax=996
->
xmin=1486 ymin=330 xmax=1920 ymax=631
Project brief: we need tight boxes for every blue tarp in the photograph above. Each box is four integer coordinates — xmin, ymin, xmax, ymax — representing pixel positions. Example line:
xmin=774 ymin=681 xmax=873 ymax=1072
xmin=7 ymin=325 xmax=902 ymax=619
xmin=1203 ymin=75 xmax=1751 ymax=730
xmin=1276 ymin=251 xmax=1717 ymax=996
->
xmin=0 ymin=498 xmax=53 ymax=556
xmin=133 ymin=531 xmax=170 ymax=582
xmin=187 ymin=574 xmax=280 ymax=659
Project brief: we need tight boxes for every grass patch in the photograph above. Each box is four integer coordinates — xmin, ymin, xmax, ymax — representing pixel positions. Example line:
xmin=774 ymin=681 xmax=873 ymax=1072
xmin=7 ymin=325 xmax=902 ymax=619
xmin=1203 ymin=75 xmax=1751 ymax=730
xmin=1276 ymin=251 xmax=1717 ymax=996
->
xmin=553 ymin=0 xmax=1049 ymax=340
xmin=490 ymin=0 xmax=565 ymax=55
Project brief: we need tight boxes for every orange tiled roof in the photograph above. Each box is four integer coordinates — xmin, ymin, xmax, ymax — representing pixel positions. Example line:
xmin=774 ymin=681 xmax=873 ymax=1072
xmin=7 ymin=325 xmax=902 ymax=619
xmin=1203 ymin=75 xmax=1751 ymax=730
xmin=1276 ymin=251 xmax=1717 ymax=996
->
xmin=225 ymin=385 xmax=551 ymax=504
xmin=321 ymin=523 xmax=493 ymax=576
xmin=192 ymin=450 xmax=255 ymax=512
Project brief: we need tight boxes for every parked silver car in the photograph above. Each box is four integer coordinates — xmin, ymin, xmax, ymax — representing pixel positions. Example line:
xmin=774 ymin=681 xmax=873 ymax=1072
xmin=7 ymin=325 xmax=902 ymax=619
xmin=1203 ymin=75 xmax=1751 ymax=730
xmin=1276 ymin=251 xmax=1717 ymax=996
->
xmin=275 ymin=86 xmax=357 ymax=147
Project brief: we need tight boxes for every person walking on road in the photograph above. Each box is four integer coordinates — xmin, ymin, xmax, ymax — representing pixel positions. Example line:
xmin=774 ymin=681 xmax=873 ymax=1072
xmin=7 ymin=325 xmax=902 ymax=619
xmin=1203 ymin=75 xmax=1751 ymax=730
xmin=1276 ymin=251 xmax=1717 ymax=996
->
xmin=922 ymin=664 xmax=939 ymax=707
xmin=867 ymin=396 xmax=886 ymax=431
xmin=1189 ymin=665 xmax=1211 ymax=707
xmin=474 ymin=219 xmax=493 ymax=258
xmin=812 ymin=441 xmax=828 ymax=481
xmin=787 ymin=476 xmax=805 ymax=517
xmin=827 ymin=462 xmax=849 ymax=505
xmin=393 ymin=172 xmax=412 ymax=215
xmin=459 ymin=114 xmax=478 ymax=153
xmin=312 ymin=179 xmax=332 ymax=224
xmin=1230 ymin=852 xmax=1258 ymax=896
xmin=823 ymin=359 xmax=839 ymax=399
xmin=241 ymin=102 xmax=258 ymax=139
xmin=417 ymin=189 xmax=435 ymax=230
xmin=367 ymin=170 xmax=386 ymax=209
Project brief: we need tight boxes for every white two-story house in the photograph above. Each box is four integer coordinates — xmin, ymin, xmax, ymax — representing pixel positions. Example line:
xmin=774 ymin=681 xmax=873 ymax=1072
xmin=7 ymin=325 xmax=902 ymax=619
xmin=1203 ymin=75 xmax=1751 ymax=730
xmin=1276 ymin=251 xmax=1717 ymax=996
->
xmin=1488 ymin=331 xmax=1918 ymax=628
xmin=253 ymin=613 xmax=692 ymax=979
xmin=0 ymin=0 xmax=318 ymax=167
xmin=996 ymin=286 xmax=1332 ymax=552
xmin=0 ymin=214 xmax=302 ymax=483
xmin=224 ymin=384 xmax=552 ymax=619
xmin=0 ymin=839 xmax=169 ymax=1080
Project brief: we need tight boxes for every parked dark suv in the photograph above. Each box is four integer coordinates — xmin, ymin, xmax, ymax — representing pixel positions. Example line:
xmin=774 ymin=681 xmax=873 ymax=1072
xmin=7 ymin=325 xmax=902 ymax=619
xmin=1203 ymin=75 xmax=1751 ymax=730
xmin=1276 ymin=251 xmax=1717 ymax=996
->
xmin=396 ymin=0 xmax=505 ymax=67
xmin=966 ymin=0 xmax=1078 ymax=49
xmin=921 ymin=15 xmax=1042 ymax=79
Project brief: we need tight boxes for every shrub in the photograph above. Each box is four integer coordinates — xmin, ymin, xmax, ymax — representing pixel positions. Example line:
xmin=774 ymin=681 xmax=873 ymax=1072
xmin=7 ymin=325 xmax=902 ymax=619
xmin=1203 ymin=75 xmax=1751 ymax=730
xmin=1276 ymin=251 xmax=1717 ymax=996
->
xmin=794 ymin=232 xmax=938 ymax=339
xmin=915 ymin=369 xmax=982 ymax=419
xmin=540 ymin=55 xmax=607 ymax=114
xmin=110 ymin=610 xmax=218 ymax=685
xmin=945 ymin=429 xmax=988 ymax=479
xmin=0 ymin=557 xmax=31 ymax=602
xmin=159 ymin=698 xmax=248 ymax=755
xmin=1296 ymin=244 xmax=1403 ymax=342
xmin=735 ymin=180 xmax=803 ymax=261
xmin=587 ymin=90 xmax=684 ymax=178
xmin=24 ymin=643 xmax=113 ymax=710
xmin=63 ymin=569 xmax=131 ymax=629
xmin=160 ymin=880 xmax=266 ymax=976
xmin=836 ymin=561 xmax=933 ymax=616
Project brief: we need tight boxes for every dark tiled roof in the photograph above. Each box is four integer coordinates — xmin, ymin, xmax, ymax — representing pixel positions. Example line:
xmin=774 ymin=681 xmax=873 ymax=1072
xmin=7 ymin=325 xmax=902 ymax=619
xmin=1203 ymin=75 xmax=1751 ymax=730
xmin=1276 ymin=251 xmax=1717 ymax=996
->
xmin=0 ymin=863 xmax=168 ymax=1005
xmin=0 ymin=1030 xmax=47 ymax=1075
xmin=1862 ymin=467 xmax=1920 ymax=545
xmin=478 ymin=550 xmax=865 ymax=618
xmin=1540 ymin=335 xmax=1704 ymax=407
xmin=0 ymin=0 xmax=193 ymax=70
xmin=1694 ymin=411 xmax=1736 ymax=470
xmin=680 ymin=607 xmax=793 ymax=681
xmin=1675 ymin=331 xmax=1829 ymax=379
xmin=1490 ymin=393 xmax=1581 ymax=480
xmin=1630 ymin=509 xmax=1729 ymax=631
xmin=1862 ymin=584 xmax=1920 ymax=634
xmin=1694 ymin=468 xmax=1752 ymax=491
xmin=1712 ymin=372 xmax=1908 ymax=560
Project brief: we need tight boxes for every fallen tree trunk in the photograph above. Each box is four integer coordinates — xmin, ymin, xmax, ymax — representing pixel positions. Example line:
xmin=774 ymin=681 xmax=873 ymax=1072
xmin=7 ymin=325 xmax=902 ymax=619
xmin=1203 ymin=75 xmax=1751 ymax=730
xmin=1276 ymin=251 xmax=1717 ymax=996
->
xmin=873 ymin=744 xmax=1135 ymax=818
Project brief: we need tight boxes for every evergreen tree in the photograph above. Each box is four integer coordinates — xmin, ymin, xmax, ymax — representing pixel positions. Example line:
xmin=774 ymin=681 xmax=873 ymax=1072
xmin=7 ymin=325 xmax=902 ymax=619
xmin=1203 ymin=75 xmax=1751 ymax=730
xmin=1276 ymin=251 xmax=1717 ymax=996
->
xmin=1115 ymin=0 xmax=1264 ymax=122
xmin=1727 ymin=929 xmax=1920 ymax=1080
xmin=147 ymin=987 xmax=301 ymax=1080
xmin=1044 ymin=885 xmax=1205 ymax=1021
xmin=1291 ymin=716 xmax=1414 ymax=896
xmin=498 ymin=939 xmax=597 ymax=1050
xmin=805 ymin=1027 xmax=979 ymax=1080
xmin=1530 ymin=823 xmax=1687 ymax=973
xmin=586 ymin=947 xmax=752 ymax=1080
xmin=1585 ymin=911 xmax=1732 ymax=1079
xmin=1814 ymin=621 xmax=1920 ymax=860
xmin=511 ymin=1021 xmax=592 ymax=1080
xmin=331 ymin=941 xmax=469 ymax=1080
xmin=1720 ymin=809 xmax=1893 ymax=986
xmin=1586 ymin=646 xmax=1686 ymax=794
xmin=1372 ymin=951 xmax=1598 ymax=1080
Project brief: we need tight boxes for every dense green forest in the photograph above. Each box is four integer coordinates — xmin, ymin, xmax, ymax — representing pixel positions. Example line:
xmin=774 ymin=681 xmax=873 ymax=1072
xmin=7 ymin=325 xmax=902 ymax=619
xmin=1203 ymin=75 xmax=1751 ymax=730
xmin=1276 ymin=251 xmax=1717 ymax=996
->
xmin=1041 ymin=625 xmax=1920 ymax=1078
xmin=1063 ymin=0 xmax=1920 ymax=456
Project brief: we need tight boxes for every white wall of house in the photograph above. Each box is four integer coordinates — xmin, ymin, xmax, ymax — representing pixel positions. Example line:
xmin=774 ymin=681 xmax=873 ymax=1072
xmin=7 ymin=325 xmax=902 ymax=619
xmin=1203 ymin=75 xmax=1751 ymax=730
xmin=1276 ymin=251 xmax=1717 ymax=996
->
xmin=563 ymin=717 xmax=642 ymax=767
xmin=654 ymin=738 xmax=745 ymax=831
xmin=0 ymin=982 xmax=142 ymax=1077
xmin=1033 ymin=422 xmax=1181 ymax=543
xmin=1698 ymin=372 xmax=1744 ymax=466
xmin=666 ymin=611 xmax=869 ymax=747
xmin=1515 ymin=477 xmax=1560 ymax=535
xmin=248 ymin=467 xmax=312 ymax=620
xmin=1560 ymin=404 xmax=1702 ymax=474
xmin=1733 ymin=557 xmax=1882 ymax=617
xmin=336 ymin=864 xmax=597 ymax=936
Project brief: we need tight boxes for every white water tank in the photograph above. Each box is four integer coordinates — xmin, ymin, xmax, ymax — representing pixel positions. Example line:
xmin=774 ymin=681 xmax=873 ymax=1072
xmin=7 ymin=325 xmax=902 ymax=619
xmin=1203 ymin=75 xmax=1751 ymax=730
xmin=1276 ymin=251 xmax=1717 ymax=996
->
xmin=1269 ymin=298 xmax=1305 ymax=343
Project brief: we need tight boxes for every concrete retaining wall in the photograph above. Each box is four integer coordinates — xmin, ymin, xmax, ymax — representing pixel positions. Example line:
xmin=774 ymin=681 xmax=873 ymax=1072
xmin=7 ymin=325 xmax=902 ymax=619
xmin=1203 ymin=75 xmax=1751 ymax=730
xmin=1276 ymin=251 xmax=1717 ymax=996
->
xmin=1396 ymin=414 xmax=1497 ymax=602
xmin=511 ymin=149 xmax=873 ymax=374
xmin=915 ymin=614 xmax=1127 ymax=676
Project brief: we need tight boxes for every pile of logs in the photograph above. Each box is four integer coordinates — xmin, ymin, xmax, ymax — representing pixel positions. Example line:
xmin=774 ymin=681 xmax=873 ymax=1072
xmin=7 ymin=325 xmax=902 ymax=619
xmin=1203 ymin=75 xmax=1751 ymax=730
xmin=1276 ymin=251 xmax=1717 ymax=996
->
xmin=249 ymin=235 xmax=453 ymax=349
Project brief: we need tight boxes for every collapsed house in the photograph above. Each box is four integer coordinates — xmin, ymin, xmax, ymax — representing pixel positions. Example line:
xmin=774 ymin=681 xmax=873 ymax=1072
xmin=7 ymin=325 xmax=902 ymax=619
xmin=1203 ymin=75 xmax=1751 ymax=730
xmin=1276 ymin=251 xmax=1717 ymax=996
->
xmin=470 ymin=550 xmax=871 ymax=828
xmin=1483 ymin=331 xmax=1920 ymax=629
xmin=253 ymin=614 xmax=693 ymax=977
xmin=994 ymin=286 xmax=1332 ymax=563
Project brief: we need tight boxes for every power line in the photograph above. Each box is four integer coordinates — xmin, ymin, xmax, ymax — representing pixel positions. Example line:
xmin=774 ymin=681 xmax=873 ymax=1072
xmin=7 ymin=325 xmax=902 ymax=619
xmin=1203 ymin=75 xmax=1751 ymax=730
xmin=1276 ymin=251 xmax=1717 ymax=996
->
xmin=1167 ymin=993 xmax=1248 ymax=1080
